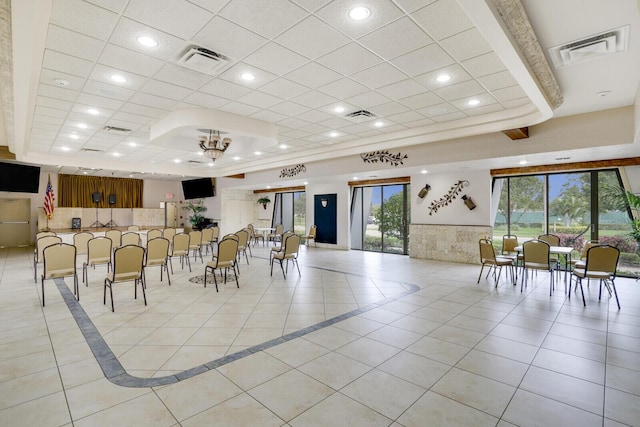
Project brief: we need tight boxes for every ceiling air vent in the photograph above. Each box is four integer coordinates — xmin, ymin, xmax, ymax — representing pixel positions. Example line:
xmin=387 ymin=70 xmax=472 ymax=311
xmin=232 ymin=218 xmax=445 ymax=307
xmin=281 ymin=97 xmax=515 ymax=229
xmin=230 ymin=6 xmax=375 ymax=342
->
xmin=548 ymin=26 xmax=629 ymax=68
xmin=345 ymin=109 xmax=376 ymax=123
xmin=80 ymin=148 xmax=103 ymax=153
xmin=102 ymin=125 xmax=131 ymax=135
xmin=176 ymin=46 xmax=231 ymax=76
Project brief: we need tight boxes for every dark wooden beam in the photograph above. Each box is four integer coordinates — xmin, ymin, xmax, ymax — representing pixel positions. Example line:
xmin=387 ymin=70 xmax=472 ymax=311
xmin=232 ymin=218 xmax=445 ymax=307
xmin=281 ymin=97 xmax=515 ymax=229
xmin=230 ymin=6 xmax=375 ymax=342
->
xmin=0 ymin=146 xmax=15 ymax=160
xmin=491 ymin=157 xmax=640 ymax=176
xmin=501 ymin=127 xmax=529 ymax=140
xmin=348 ymin=176 xmax=410 ymax=186
xmin=254 ymin=185 xmax=306 ymax=194
xmin=225 ymin=173 xmax=245 ymax=179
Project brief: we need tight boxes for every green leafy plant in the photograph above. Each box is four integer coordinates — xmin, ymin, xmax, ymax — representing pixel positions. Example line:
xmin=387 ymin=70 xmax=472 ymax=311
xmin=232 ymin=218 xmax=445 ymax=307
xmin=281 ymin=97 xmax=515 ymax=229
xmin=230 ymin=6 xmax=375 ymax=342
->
xmin=184 ymin=199 xmax=207 ymax=227
xmin=257 ymin=196 xmax=271 ymax=209
xmin=603 ymin=188 xmax=640 ymax=244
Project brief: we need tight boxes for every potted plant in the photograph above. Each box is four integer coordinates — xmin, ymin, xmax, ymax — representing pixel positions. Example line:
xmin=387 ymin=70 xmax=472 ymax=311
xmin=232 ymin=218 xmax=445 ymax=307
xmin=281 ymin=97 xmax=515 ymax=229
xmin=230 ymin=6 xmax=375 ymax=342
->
xmin=257 ymin=196 xmax=271 ymax=210
xmin=184 ymin=199 xmax=207 ymax=229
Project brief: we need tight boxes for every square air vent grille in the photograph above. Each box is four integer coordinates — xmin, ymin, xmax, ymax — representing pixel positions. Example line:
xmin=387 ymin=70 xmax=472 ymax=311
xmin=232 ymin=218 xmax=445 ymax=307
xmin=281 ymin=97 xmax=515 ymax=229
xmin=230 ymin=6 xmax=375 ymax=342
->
xmin=176 ymin=46 xmax=231 ymax=76
xmin=548 ymin=26 xmax=629 ymax=68
xmin=345 ymin=109 xmax=376 ymax=123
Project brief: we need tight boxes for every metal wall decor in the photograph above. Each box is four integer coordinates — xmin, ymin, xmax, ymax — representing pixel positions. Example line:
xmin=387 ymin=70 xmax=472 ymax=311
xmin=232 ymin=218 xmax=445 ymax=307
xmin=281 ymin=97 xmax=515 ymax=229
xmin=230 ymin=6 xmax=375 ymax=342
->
xmin=428 ymin=180 xmax=469 ymax=215
xmin=279 ymin=164 xmax=306 ymax=178
xmin=360 ymin=150 xmax=408 ymax=167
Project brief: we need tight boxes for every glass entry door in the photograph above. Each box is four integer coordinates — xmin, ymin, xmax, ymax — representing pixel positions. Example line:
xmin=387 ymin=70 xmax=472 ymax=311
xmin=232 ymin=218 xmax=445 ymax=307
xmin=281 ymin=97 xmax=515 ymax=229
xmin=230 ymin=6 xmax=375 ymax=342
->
xmin=351 ymin=184 xmax=409 ymax=254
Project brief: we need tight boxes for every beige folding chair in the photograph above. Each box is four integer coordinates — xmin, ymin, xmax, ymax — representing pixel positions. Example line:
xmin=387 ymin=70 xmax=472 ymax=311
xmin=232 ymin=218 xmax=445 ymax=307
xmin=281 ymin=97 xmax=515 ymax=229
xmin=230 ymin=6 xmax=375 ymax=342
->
xmin=477 ymin=238 xmax=515 ymax=287
xmin=104 ymin=245 xmax=146 ymax=312
xmin=169 ymin=233 xmax=191 ymax=273
xmin=121 ymin=232 xmax=140 ymax=246
xmin=36 ymin=231 xmax=57 ymax=239
xmin=204 ymin=238 xmax=239 ymax=292
xmin=188 ymin=230 xmax=203 ymax=263
xmin=271 ymin=234 xmax=301 ymax=279
xmin=570 ymin=240 xmax=599 ymax=270
xmin=247 ymin=224 xmax=264 ymax=246
xmin=521 ymin=239 xmax=555 ymax=295
xmin=145 ymin=237 xmax=171 ymax=286
xmin=201 ymin=227 xmax=213 ymax=256
xmin=210 ymin=226 xmax=219 ymax=248
xmin=501 ymin=235 xmax=522 ymax=267
xmin=163 ymin=228 xmax=176 ymax=241
xmin=270 ymin=231 xmax=294 ymax=263
xmin=268 ymin=224 xmax=284 ymax=246
xmin=127 ymin=225 xmax=140 ymax=231
xmin=83 ymin=237 xmax=112 ymax=285
xmin=105 ymin=229 xmax=122 ymax=249
xmin=34 ymin=235 xmax=62 ymax=283
xmin=302 ymin=225 xmax=317 ymax=247
xmin=538 ymin=233 xmax=561 ymax=271
xmin=571 ymin=245 xmax=620 ymax=309
xmin=237 ymin=229 xmax=251 ymax=262
xmin=73 ymin=231 xmax=93 ymax=260
xmin=147 ymin=229 xmax=163 ymax=241
xmin=41 ymin=243 xmax=78 ymax=306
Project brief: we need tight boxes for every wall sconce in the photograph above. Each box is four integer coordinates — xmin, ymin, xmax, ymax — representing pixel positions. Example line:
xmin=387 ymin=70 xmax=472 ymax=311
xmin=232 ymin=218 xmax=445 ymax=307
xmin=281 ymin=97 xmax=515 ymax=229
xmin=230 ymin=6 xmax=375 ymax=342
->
xmin=461 ymin=194 xmax=476 ymax=210
xmin=417 ymin=184 xmax=431 ymax=199
xmin=321 ymin=198 xmax=328 ymax=208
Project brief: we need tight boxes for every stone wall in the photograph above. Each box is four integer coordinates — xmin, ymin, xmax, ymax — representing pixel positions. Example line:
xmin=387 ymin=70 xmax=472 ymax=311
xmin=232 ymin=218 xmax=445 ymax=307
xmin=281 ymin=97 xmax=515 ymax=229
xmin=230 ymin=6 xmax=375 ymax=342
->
xmin=410 ymin=223 xmax=491 ymax=264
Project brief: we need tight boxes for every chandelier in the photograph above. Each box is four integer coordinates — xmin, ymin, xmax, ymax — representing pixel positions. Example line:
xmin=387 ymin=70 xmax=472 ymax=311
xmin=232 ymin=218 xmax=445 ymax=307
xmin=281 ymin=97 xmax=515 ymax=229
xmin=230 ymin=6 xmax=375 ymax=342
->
xmin=199 ymin=130 xmax=231 ymax=160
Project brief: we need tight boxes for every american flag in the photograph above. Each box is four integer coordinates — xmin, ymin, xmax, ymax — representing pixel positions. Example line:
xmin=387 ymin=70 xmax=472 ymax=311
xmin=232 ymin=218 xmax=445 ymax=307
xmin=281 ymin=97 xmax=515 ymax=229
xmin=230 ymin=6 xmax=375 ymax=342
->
xmin=43 ymin=174 xmax=55 ymax=220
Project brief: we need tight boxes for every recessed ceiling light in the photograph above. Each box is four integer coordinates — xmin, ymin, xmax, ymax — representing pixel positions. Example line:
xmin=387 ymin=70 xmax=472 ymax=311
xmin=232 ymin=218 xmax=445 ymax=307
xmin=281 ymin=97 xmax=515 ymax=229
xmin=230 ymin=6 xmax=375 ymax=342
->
xmin=467 ymin=99 xmax=481 ymax=106
xmin=208 ymin=162 xmax=214 ymax=167
xmin=280 ymin=144 xmax=287 ymax=149
xmin=436 ymin=73 xmax=452 ymax=82
xmin=112 ymin=152 xmax=121 ymax=157
xmin=83 ymin=171 xmax=88 ymax=175
xmin=136 ymin=35 xmax=158 ymax=47
xmin=241 ymin=72 xmax=256 ymax=81
xmin=54 ymin=78 xmax=70 ymax=87
xmin=128 ymin=142 xmax=137 ymax=147
xmin=353 ymin=176 xmax=359 ymax=180
xmin=519 ymin=160 xmax=528 ymax=165
xmin=60 ymin=146 xmax=70 ymax=151
xmin=196 ymin=151 xmax=204 ymax=156
xmin=333 ymin=106 xmax=345 ymax=113
xmin=109 ymin=74 xmax=127 ymax=83
xmin=69 ymin=133 xmax=79 ymax=140
xmin=421 ymin=169 xmax=428 ymax=174
xmin=349 ymin=6 xmax=370 ymax=20
xmin=303 ymin=181 xmax=308 ymax=185
xmin=233 ymin=156 xmax=240 ymax=161
xmin=254 ymin=151 xmax=262 ymax=155
xmin=129 ymin=174 xmax=133 ymax=177
xmin=374 ymin=121 xmax=384 ymax=128
xmin=88 ymin=108 xmax=100 ymax=115
xmin=173 ymin=159 xmax=180 ymax=163
xmin=77 ymin=123 xmax=88 ymax=129
xmin=329 ymin=131 xmax=339 ymax=138
xmin=266 ymin=185 xmax=271 ymax=189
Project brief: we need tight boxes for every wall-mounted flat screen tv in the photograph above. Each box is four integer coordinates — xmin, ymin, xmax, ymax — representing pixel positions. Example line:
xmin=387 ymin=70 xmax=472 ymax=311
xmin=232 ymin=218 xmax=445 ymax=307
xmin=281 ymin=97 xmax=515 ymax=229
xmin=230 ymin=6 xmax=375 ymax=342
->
xmin=0 ymin=162 xmax=41 ymax=193
xmin=181 ymin=177 xmax=215 ymax=200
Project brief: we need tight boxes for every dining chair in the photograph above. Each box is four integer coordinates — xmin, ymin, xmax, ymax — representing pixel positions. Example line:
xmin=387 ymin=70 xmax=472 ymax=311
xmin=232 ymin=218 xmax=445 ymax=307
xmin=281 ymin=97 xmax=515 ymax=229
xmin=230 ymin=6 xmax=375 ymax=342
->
xmin=521 ymin=239 xmax=555 ymax=295
xmin=83 ymin=237 xmax=112 ymax=285
xmin=271 ymin=234 xmax=301 ymax=279
xmin=570 ymin=240 xmax=599 ymax=270
xmin=200 ymin=227 xmax=213 ymax=256
xmin=34 ymin=235 xmax=62 ymax=283
xmin=36 ymin=231 xmax=57 ymax=240
xmin=105 ymin=229 xmax=122 ymax=249
xmin=163 ymin=228 xmax=176 ymax=241
xmin=302 ymin=225 xmax=317 ymax=247
xmin=268 ymin=224 xmax=284 ymax=246
xmin=169 ymin=233 xmax=191 ymax=273
xmin=104 ymin=245 xmax=146 ymax=312
xmin=121 ymin=231 xmax=140 ymax=247
xmin=270 ymin=231 xmax=294 ymax=263
xmin=73 ymin=231 xmax=94 ymax=260
xmin=237 ymin=229 xmax=252 ymax=261
xmin=538 ymin=233 xmax=561 ymax=271
xmin=571 ymin=245 xmax=620 ymax=309
xmin=477 ymin=238 xmax=515 ymax=287
xmin=41 ymin=243 xmax=78 ymax=306
xmin=144 ymin=237 xmax=171 ymax=286
xmin=147 ymin=229 xmax=163 ymax=241
xmin=204 ymin=238 xmax=239 ymax=292
xmin=188 ymin=230 xmax=203 ymax=263
xmin=247 ymin=223 xmax=264 ymax=246
xmin=127 ymin=225 xmax=140 ymax=231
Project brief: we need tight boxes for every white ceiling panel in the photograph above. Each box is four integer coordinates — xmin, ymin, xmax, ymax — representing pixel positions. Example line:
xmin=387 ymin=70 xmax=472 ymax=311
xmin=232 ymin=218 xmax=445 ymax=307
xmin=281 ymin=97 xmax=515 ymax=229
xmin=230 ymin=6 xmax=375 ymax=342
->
xmin=243 ymin=42 xmax=309 ymax=76
xmin=435 ymin=80 xmax=485 ymax=102
xmin=45 ymin=25 xmax=104 ymax=62
xmin=85 ymin=0 xmax=129 ymax=13
xmin=182 ymin=92 xmax=229 ymax=109
xmin=393 ymin=0 xmax=438 ymax=13
xmin=192 ymin=16 xmax=267 ymax=60
xmin=42 ymin=50 xmax=94 ymax=77
xmin=378 ymin=79 xmax=427 ymax=100
xmin=431 ymin=111 xmax=467 ymax=122
xmin=124 ymin=0 xmax=214 ymax=40
xmin=450 ymin=93 xmax=497 ymax=111
xmin=120 ymin=103 xmax=166 ymax=118
xmin=83 ymin=80 xmax=136 ymax=101
xmin=269 ymin=101 xmax=310 ymax=117
xmin=290 ymin=91 xmax=335 ymax=110
xmin=153 ymin=63 xmax=214 ymax=90
xmin=415 ymin=64 xmax=473 ymax=90
xmin=276 ymin=16 xmax=349 ymax=60
xmin=98 ymin=44 xmax=165 ymax=77
xmin=351 ymin=62 xmax=408 ymax=89
xmin=89 ymin=64 xmax=148 ymax=91
xmin=219 ymin=0 xmax=308 ymax=39
xmin=50 ymin=0 xmax=119 ymax=40
xmin=493 ymin=86 xmax=528 ymax=103
xmin=317 ymin=78 xmax=368 ymax=99
xmin=217 ymin=63 xmax=278 ymax=88
xmin=284 ymin=62 xmax=342 ymax=89
xmin=36 ymin=96 xmax=74 ymax=111
xmin=37 ymin=84 xmax=81 ymax=102
xmin=478 ymin=70 xmax=519 ymax=91
xmin=128 ymin=92 xmax=176 ymax=109
xmin=34 ymin=105 xmax=69 ymax=119
xmin=464 ymin=103 xmax=504 ymax=116
xmin=316 ymin=0 xmax=404 ymax=39
xmin=317 ymin=43 xmax=382 ymax=76
xmin=259 ymin=78 xmax=310 ymax=100
xmin=412 ymin=0 xmax=474 ymax=41
xmin=237 ymin=91 xmax=284 ymax=109
xmin=461 ymin=52 xmax=507 ymax=78
xmin=140 ymin=80 xmax=193 ymax=100
xmin=219 ymin=102 xmax=262 ymax=116
xmin=77 ymin=92 xmax=125 ymax=110
xmin=391 ymin=44 xmax=455 ymax=77
xmin=294 ymin=109 xmax=334 ymax=123
xmin=370 ymin=101 xmax=409 ymax=116
xmin=39 ymin=68 xmax=87 ymax=91
xmin=398 ymin=92 xmax=444 ymax=110
xmin=108 ymin=17 xmax=187 ymax=61
xmin=440 ymin=28 xmax=493 ymax=62
xmin=345 ymin=91 xmax=391 ymax=109
xmin=358 ymin=16 xmax=433 ymax=59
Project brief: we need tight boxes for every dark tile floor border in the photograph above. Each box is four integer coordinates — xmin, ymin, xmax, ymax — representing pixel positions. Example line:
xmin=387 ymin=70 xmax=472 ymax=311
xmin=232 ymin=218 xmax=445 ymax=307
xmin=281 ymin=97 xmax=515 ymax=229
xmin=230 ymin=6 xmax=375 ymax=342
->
xmin=54 ymin=264 xmax=419 ymax=388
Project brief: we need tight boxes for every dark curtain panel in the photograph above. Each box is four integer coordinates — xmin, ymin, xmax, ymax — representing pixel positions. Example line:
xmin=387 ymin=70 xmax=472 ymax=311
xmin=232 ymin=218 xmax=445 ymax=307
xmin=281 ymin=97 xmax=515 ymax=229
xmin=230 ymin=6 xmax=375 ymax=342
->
xmin=58 ymin=174 xmax=143 ymax=208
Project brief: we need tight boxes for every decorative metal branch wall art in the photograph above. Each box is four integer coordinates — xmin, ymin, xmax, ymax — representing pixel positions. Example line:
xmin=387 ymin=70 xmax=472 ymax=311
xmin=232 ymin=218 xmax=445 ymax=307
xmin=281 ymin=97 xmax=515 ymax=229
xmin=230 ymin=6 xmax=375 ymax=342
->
xmin=279 ymin=164 xmax=306 ymax=178
xmin=428 ymin=180 xmax=469 ymax=215
xmin=360 ymin=150 xmax=408 ymax=167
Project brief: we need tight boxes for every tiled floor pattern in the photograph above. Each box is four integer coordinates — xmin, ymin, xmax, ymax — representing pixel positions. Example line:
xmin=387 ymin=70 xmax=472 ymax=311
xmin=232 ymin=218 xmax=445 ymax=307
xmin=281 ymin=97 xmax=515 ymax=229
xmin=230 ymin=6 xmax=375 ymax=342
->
xmin=1 ymin=244 xmax=640 ymax=426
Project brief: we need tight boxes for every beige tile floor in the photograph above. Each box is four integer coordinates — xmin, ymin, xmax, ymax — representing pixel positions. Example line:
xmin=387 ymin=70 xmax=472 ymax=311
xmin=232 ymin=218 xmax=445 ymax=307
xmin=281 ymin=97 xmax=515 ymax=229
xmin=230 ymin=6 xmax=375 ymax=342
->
xmin=1 ymin=243 xmax=640 ymax=426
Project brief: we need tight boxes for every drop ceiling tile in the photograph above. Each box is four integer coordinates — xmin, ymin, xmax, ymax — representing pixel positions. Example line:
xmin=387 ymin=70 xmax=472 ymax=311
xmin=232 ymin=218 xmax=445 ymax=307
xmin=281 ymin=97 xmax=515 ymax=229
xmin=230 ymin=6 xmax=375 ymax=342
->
xmin=294 ymin=109 xmax=334 ymax=123
xmin=33 ymin=115 xmax=65 ymax=126
xmin=42 ymin=49 xmax=94 ymax=77
xmin=259 ymin=78 xmax=310 ymax=100
xmin=415 ymin=63 xmax=473 ymax=90
xmin=37 ymin=96 xmax=74 ymax=111
xmin=290 ymin=91 xmax=335 ymax=109
xmin=391 ymin=44 xmax=455 ymax=77
xmin=394 ymin=0 xmax=437 ymax=13
xmin=436 ymin=80 xmax=485 ymax=101
xmin=50 ymin=0 xmax=119 ymax=39
xmin=153 ymin=63 xmax=213 ymax=90
xmin=83 ymin=80 xmax=136 ymax=101
xmin=478 ymin=70 xmax=519 ymax=91
xmin=86 ymin=0 xmax=128 ymax=12
xmin=378 ymin=79 xmax=427 ymax=100
xmin=412 ymin=0 xmax=474 ymax=41
xmin=279 ymin=129 xmax=311 ymax=139
xmin=200 ymin=79 xmax=251 ymax=100
xmin=219 ymin=0 xmax=307 ymax=39
xmin=112 ymin=111 xmax=156 ymax=125
xmin=351 ymin=63 xmax=408 ymax=89
xmin=182 ymin=92 xmax=228 ymax=109
xmin=370 ymin=101 xmax=409 ymax=116
xmin=192 ymin=16 xmax=267 ymax=60
xmin=270 ymin=101 xmax=310 ymax=116
xmin=277 ymin=117 xmax=311 ymax=129
xmin=284 ymin=62 xmax=342 ymax=89
xmin=385 ymin=110 xmax=425 ymax=124
xmin=185 ymin=0 xmax=228 ymax=13
xmin=140 ymin=80 xmax=193 ymax=100
xmin=244 ymin=42 xmax=309 ymax=76
xmin=462 ymin=52 xmax=506 ymax=78
xmin=317 ymin=78 xmax=369 ymax=99
xmin=339 ymin=122 xmax=377 ymax=134
xmin=416 ymin=102 xmax=458 ymax=117
xmin=129 ymin=92 xmax=176 ymax=109
xmin=450 ymin=93 xmax=497 ymax=110
xmin=237 ymin=91 xmax=284 ymax=109
xmin=98 ymin=44 xmax=165 ymax=77
xmin=297 ymin=123 xmax=331 ymax=134
xmin=345 ymin=91 xmax=391 ymax=109
xmin=38 ymin=85 xmax=78 ymax=102
xmin=402 ymin=118 xmax=436 ymax=128
xmin=317 ymin=43 xmax=382 ymax=76
xmin=398 ymin=91 xmax=444 ymax=109
xmin=318 ymin=117 xmax=352 ymax=129
xmin=45 ymin=25 xmax=104 ymax=62
xmin=108 ymin=17 xmax=186 ymax=61
xmin=359 ymin=16 xmax=433 ymax=59
xmin=492 ymin=85 xmax=527 ymax=102
xmin=440 ymin=28 xmax=492 ymax=62
xmin=276 ymin=16 xmax=349 ymax=60
xmin=120 ymin=103 xmax=166 ymax=118
xmin=316 ymin=0 xmax=404 ymax=39
xmin=290 ymin=0 xmax=332 ymax=12
xmin=219 ymin=102 xmax=261 ymax=116
xmin=67 ymin=110 xmax=111 ymax=125
xmin=250 ymin=110 xmax=288 ymax=123
xmin=379 ymin=124 xmax=409 ymax=133
xmin=431 ymin=111 xmax=467 ymax=122
xmin=77 ymin=92 xmax=125 ymax=110
xmin=218 ymin=63 xmax=278 ymax=89
xmin=464 ymin=103 xmax=504 ymax=116
xmin=124 ymin=0 xmax=214 ymax=40
xmin=39 ymin=68 xmax=87 ymax=90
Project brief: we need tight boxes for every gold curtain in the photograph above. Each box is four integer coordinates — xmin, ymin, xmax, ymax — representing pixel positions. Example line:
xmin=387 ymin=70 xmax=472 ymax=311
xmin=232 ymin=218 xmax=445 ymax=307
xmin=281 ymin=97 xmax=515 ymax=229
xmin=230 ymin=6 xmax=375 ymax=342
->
xmin=58 ymin=174 xmax=143 ymax=208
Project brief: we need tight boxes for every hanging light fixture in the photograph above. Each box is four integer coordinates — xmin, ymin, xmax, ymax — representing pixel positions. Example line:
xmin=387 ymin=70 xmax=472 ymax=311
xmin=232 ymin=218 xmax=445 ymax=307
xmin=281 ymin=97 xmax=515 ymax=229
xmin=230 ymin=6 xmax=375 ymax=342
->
xmin=199 ymin=130 xmax=231 ymax=160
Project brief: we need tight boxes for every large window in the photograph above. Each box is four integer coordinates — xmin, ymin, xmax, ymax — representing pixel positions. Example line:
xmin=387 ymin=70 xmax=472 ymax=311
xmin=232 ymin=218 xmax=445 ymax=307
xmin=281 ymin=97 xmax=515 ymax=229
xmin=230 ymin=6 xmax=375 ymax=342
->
xmin=494 ymin=169 xmax=637 ymax=274
xmin=273 ymin=191 xmax=306 ymax=234
xmin=351 ymin=184 xmax=410 ymax=254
